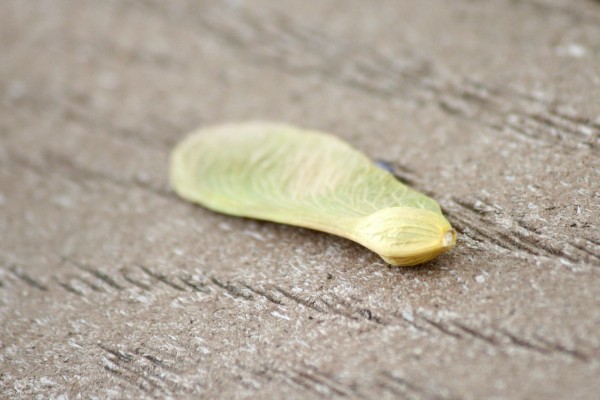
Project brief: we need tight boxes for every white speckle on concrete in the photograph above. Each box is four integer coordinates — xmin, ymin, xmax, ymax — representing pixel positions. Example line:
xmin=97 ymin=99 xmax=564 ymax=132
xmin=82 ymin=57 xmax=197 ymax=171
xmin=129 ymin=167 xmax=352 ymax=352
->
xmin=244 ymin=230 xmax=266 ymax=241
xmin=271 ymin=311 xmax=291 ymax=320
xmin=218 ymin=222 xmax=232 ymax=231
xmin=52 ymin=195 xmax=75 ymax=208
xmin=555 ymin=43 xmax=587 ymax=58
xmin=68 ymin=340 xmax=83 ymax=349
xmin=39 ymin=377 xmax=56 ymax=387
xmin=560 ymin=258 xmax=574 ymax=267
xmin=580 ymin=126 xmax=594 ymax=136
xmin=132 ymin=294 xmax=151 ymax=304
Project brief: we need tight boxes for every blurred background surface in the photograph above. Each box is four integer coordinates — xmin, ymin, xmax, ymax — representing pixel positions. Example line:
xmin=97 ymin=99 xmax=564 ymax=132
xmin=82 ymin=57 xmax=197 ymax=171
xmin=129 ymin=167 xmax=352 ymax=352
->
xmin=1 ymin=0 xmax=599 ymax=398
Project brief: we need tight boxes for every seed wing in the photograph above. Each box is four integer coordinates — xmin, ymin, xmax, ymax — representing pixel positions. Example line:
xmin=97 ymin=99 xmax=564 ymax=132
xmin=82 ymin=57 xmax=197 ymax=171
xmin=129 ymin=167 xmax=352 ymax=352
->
xmin=170 ymin=122 xmax=440 ymax=235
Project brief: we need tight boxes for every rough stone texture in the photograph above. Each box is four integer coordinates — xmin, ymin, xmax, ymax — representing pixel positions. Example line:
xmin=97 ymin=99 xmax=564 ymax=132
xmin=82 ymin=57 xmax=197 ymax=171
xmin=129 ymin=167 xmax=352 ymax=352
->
xmin=1 ymin=0 xmax=599 ymax=399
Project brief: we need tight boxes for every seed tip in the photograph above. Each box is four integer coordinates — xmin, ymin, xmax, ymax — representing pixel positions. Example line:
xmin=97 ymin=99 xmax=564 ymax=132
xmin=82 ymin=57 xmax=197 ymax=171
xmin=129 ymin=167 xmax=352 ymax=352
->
xmin=443 ymin=230 xmax=455 ymax=248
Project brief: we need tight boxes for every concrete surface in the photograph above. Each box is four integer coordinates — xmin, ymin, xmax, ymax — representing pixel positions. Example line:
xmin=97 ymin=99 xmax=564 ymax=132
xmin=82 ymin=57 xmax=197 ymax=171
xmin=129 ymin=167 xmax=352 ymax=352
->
xmin=1 ymin=0 xmax=599 ymax=398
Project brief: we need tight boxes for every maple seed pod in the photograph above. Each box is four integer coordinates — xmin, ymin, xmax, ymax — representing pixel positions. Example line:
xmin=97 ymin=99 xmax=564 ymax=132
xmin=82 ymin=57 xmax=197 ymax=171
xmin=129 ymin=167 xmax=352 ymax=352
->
xmin=170 ymin=122 xmax=457 ymax=266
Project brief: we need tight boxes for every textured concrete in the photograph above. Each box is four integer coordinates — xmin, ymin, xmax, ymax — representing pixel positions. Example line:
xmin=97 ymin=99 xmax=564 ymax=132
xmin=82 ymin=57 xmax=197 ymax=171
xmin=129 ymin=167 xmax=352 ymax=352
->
xmin=1 ymin=0 xmax=599 ymax=398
